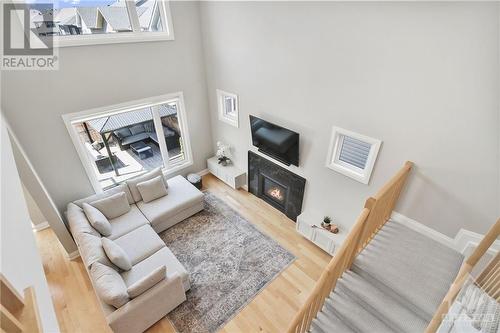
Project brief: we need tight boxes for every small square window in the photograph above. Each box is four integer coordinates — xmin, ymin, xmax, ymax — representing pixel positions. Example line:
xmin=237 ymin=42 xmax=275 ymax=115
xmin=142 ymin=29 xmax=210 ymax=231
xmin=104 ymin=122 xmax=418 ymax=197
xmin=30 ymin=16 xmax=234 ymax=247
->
xmin=217 ymin=89 xmax=239 ymax=128
xmin=326 ymin=127 xmax=381 ymax=184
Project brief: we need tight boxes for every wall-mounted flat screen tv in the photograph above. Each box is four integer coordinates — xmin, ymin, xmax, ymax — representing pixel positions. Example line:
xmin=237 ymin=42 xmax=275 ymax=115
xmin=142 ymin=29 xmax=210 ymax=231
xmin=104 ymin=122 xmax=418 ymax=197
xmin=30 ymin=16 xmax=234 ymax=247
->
xmin=250 ymin=115 xmax=299 ymax=166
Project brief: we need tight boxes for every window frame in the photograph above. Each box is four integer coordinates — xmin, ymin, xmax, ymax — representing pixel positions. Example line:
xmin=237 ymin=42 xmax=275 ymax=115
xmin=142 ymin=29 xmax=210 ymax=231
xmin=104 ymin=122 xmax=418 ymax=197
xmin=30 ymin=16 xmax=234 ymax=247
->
xmin=217 ymin=89 xmax=239 ymax=128
xmin=62 ymin=92 xmax=193 ymax=193
xmin=44 ymin=0 xmax=174 ymax=48
xmin=325 ymin=126 xmax=381 ymax=185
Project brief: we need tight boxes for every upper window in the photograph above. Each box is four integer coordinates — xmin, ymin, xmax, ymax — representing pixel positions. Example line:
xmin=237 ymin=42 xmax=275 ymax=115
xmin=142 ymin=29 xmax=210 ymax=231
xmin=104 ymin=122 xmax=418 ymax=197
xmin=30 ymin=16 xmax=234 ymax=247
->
xmin=217 ymin=89 xmax=239 ymax=128
xmin=63 ymin=93 xmax=192 ymax=191
xmin=326 ymin=127 xmax=381 ymax=184
xmin=27 ymin=0 xmax=173 ymax=47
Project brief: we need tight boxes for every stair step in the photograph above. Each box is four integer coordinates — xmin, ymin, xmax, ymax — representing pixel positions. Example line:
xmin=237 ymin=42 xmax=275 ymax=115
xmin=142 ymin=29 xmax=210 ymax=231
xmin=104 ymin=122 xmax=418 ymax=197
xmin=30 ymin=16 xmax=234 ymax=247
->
xmin=325 ymin=288 xmax=397 ymax=333
xmin=310 ymin=309 xmax=356 ymax=333
xmin=338 ymin=271 xmax=429 ymax=333
xmin=353 ymin=221 xmax=464 ymax=320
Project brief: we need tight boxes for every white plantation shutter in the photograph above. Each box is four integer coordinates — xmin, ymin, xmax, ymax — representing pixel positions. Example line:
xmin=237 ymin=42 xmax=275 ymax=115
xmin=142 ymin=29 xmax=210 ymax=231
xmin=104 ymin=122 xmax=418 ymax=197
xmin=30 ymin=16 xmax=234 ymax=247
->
xmin=338 ymin=135 xmax=371 ymax=169
xmin=224 ymin=96 xmax=234 ymax=115
xmin=326 ymin=127 xmax=382 ymax=184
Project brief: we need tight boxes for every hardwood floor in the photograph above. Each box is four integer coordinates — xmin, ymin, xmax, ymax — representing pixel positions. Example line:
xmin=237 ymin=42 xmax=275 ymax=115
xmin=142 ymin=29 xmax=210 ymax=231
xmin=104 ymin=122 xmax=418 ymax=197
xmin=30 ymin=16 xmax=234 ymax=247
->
xmin=34 ymin=174 xmax=331 ymax=333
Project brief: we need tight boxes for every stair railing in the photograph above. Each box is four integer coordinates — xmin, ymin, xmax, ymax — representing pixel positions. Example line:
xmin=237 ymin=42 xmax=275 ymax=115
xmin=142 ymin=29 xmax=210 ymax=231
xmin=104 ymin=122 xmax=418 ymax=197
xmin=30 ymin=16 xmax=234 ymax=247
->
xmin=425 ymin=218 xmax=500 ymax=333
xmin=287 ymin=161 xmax=414 ymax=333
xmin=0 ymin=274 xmax=42 ymax=333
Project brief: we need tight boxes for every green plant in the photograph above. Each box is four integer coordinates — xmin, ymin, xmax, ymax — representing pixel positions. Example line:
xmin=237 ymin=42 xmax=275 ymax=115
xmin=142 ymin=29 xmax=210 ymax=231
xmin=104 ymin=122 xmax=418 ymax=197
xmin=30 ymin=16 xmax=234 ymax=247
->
xmin=323 ymin=216 xmax=332 ymax=224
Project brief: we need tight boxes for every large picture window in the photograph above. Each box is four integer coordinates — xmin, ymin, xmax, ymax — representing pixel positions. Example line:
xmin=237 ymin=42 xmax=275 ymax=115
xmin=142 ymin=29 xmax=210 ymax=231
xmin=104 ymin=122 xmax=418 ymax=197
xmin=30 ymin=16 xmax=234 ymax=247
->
xmin=63 ymin=93 xmax=192 ymax=191
xmin=27 ymin=0 xmax=173 ymax=47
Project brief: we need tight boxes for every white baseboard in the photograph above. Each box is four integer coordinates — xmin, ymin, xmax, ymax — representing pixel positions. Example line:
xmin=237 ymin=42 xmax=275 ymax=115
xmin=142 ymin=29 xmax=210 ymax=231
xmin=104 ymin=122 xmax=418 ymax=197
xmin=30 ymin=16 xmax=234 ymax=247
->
xmin=198 ymin=168 xmax=210 ymax=176
xmin=67 ymin=250 xmax=80 ymax=260
xmin=455 ymin=229 xmax=500 ymax=257
xmin=32 ymin=221 xmax=50 ymax=232
xmin=391 ymin=211 xmax=499 ymax=256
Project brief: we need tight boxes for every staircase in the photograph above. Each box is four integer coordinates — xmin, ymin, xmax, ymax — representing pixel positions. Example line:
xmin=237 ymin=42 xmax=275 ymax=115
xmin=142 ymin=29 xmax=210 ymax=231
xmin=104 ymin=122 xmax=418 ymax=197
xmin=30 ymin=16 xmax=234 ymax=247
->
xmin=0 ymin=274 xmax=42 ymax=333
xmin=310 ymin=221 xmax=464 ymax=333
xmin=287 ymin=162 xmax=499 ymax=333
xmin=311 ymin=221 xmax=464 ymax=333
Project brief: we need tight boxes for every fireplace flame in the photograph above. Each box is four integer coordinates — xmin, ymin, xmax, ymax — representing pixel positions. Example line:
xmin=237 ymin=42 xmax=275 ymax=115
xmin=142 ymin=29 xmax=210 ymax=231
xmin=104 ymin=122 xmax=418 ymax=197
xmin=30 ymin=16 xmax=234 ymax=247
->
xmin=268 ymin=187 xmax=284 ymax=201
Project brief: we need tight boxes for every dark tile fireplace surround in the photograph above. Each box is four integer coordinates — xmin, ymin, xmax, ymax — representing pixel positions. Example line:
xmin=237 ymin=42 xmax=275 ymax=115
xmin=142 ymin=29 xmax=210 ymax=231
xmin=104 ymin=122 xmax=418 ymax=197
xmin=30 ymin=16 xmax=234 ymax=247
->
xmin=248 ymin=151 xmax=306 ymax=221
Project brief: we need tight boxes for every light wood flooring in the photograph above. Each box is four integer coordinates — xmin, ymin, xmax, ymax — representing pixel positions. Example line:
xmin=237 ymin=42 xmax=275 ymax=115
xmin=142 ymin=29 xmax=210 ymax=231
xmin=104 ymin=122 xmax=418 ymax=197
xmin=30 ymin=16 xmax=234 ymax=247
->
xmin=34 ymin=174 xmax=331 ymax=333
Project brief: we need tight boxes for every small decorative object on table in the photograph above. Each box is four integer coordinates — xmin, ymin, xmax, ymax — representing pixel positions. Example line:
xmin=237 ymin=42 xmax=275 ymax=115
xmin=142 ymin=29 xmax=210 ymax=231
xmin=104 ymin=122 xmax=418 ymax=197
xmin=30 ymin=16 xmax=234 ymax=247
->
xmin=321 ymin=216 xmax=339 ymax=234
xmin=187 ymin=173 xmax=202 ymax=190
xmin=216 ymin=141 xmax=231 ymax=166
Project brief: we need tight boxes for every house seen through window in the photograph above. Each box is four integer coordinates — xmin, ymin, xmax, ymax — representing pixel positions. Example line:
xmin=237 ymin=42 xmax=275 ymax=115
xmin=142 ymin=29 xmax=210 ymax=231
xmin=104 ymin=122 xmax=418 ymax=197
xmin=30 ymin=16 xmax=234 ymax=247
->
xmin=27 ymin=0 xmax=172 ymax=45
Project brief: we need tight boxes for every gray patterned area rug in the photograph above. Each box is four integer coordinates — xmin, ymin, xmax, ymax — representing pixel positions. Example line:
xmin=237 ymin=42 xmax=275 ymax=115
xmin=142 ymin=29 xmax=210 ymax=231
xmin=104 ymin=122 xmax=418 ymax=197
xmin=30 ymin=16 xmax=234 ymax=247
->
xmin=159 ymin=192 xmax=295 ymax=333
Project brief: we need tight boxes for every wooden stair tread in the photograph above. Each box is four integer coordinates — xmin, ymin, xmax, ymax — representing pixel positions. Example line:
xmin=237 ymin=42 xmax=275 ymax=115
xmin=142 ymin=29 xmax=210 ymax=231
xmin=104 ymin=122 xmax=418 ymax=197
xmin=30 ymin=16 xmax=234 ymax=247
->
xmin=1 ymin=274 xmax=42 ymax=333
xmin=1 ymin=304 xmax=24 ymax=333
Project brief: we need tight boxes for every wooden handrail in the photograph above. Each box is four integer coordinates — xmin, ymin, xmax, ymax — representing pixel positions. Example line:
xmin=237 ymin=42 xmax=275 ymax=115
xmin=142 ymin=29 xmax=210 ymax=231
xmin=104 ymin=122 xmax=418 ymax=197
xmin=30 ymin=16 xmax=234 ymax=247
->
xmin=425 ymin=218 xmax=500 ymax=333
xmin=287 ymin=161 xmax=413 ymax=333
xmin=0 ymin=274 xmax=42 ymax=333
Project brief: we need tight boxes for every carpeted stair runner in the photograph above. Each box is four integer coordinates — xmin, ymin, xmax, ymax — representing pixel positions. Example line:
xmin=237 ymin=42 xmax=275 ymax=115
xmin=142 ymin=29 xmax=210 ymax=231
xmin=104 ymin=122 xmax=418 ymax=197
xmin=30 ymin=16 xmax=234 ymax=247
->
xmin=310 ymin=220 xmax=464 ymax=333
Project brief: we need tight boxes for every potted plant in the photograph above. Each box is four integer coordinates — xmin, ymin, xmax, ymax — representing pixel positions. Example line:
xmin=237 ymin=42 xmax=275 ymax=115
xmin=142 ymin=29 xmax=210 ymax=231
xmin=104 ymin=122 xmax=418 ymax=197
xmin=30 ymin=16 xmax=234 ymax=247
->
xmin=321 ymin=216 xmax=339 ymax=233
xmin=216 ymin=141 xmax=231 ymax=166
xmin=322 ymin=216 xmax=332 ymax=226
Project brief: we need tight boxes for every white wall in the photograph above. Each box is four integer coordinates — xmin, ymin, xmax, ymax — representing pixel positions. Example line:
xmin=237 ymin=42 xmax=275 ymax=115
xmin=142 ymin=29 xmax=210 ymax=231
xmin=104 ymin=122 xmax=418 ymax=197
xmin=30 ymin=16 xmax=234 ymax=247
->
xmin=1 ymin=116 xmax=60 ymax=332
xmin=200 ymin=2 xmax=500 ymax=237
xmin=1 ymin=2 xmax=214 ymax=237
xmin=21 ymin=183 xmax=47 ymax=227
xmin=9 ymin=131 xmax=79 ymax=254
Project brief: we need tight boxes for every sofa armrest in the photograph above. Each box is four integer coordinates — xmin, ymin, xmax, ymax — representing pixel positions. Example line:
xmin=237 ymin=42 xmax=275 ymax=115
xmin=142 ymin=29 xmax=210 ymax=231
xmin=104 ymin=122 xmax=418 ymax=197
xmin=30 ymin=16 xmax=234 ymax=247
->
xmin=66 ymin=203 xmax=100 ymax=239
xmin=106 ymin=272 xmax=186 ymax=333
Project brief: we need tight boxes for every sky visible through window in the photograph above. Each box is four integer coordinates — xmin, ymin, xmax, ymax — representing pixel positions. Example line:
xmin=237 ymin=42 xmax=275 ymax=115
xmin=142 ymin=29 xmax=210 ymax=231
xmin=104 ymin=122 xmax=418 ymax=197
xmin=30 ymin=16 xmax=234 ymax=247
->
xmin=27 ymin=0 xmax=117 ymax=10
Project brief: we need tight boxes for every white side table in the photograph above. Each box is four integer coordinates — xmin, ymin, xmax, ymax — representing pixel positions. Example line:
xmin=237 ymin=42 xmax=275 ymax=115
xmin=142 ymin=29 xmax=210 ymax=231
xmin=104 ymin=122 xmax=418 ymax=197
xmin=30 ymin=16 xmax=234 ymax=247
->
xmin=207 ymin=157 xmax=246 ymax=189
xmin=296 ymin=211 xmax=347 ymax=256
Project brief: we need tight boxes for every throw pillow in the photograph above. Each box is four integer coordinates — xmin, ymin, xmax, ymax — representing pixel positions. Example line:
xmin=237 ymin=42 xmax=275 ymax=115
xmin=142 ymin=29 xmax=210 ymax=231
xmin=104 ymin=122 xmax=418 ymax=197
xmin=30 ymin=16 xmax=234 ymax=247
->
xmin=127 ymin=265 xmax=166 ymax=298
xmin=76 ymin=232 xmax=116 ymax=270
xmin=82 ymin=202 xmax=112 ymax=236
xmin=129 ymin=124 xmax=145 ymax=135
xmin=126 ymin=167 xmax=167 ymax=202
xmin=90 ymin=192 xmax=130 ymax=219
xmin=90 ymin=262 xmax=129 ymax=308
xmin=136 ymin=176 xmax=168 ymax=203
xmin=101 ymin=238 xmax=132 ymax=271
xmin=114 ymin=128 xmax=132 ymax=140
xmin=74 ymin=184 xmax=134 ymax=208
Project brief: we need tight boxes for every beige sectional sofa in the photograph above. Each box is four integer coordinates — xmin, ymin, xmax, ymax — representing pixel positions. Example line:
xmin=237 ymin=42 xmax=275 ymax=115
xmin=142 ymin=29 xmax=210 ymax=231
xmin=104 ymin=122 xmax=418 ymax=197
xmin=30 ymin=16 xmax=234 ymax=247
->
xmin=66 ymin=169 xmax=203 ymax=333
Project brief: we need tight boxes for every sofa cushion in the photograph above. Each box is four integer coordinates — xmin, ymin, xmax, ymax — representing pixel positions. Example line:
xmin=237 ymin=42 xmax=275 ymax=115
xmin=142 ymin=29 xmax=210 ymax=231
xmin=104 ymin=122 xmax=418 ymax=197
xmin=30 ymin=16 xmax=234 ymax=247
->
xmin=73 ymin=184 xmax=135 ymax=208
xmin=107 ymin=204 xmax=149 ymax=240
xmin=102 ymin=238 xmax=132 ymax=271
xmin=91 ymin=192 xmax=130 ymax=220
xmin=126 ymin=167 xmax=166 ymax=202
xmin=121 ymin=132 xmax=150 ymax=146
xmin=67 ymin=203 xmax=100 ymax=238
xmin=114 ymin=128 xmax=132 ymax=140
xmin=129 ymin=124 xmax=145 ymax=135
xmin=83 ymin=203 xmax=111 ymax=236
xmin=121 ymin=247 xmax=189 ymax=291
xmin=136 ymin=175 xmax=203 ymax=228
xmin=75 ymin=232 xmax=116 ymax=270
xmin=127 ymin=265 xmax=166 ymax=298
xmin=113 ymin=225 xmax=165 ymax=266
xmin=90 ymin=262 xmax=130 ymax=308
xmin=148 ymin=126 xmax=175 ymax=144
xmin=137 ymin=176 xmax=168 ymax=203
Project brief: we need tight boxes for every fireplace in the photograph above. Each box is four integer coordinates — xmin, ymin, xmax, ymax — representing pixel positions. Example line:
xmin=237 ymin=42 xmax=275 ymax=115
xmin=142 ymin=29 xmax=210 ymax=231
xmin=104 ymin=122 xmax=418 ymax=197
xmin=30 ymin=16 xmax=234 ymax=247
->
xmin=262 ymin=175 xmax=287 ymax=208
xmin=248 ymin=151 xmax=306 ymax=221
